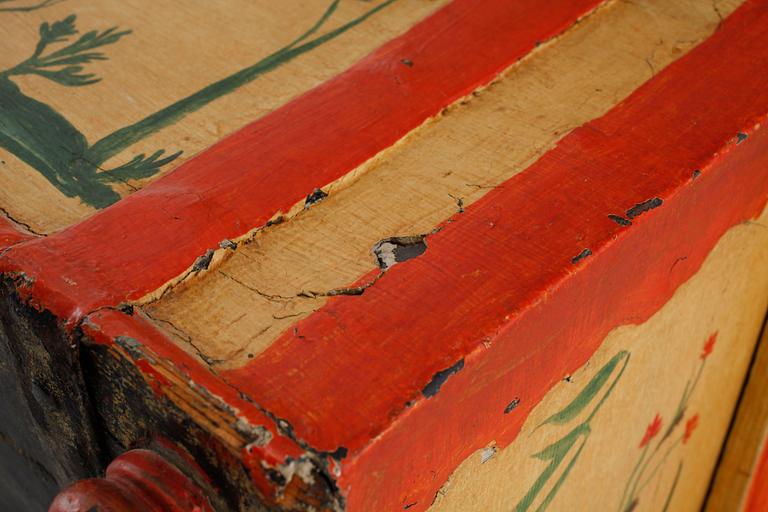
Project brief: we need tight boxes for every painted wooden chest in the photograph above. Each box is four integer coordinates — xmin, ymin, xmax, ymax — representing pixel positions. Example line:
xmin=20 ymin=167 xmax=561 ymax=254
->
xmin=1 ymin=0 xmax=767 ymax=510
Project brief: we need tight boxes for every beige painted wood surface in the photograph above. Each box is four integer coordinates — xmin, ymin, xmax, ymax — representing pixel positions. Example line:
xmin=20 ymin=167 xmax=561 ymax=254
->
xmin=0 ymin=0 xmax=446 ymax=233
xmin=144 ymin=0 xmax=742 ymax=368
xmin=427 ymin=207 xmax=768 ymax=512
xmin=706 ymin=317 xmax=768 ymax=511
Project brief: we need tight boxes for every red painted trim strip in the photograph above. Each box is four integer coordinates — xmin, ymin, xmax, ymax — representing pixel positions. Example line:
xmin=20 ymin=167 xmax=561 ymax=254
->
xmin=218 ymin=2 xmax=768 ymax=510
xmin=746 ymin=435 xmax=768 ymax=511
xmin=0 ymin=0 xmax=603 ymax=323
xmin=0 ymin=216 xmax=33 ymax=248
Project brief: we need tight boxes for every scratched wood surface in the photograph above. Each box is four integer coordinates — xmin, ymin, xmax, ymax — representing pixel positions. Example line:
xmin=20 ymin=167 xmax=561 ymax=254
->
xmin=0 ymin=0 xmax=446 ymax=233
xmin=145 ymin=0 xmax=742 ymax=367
xmin=0 ymin=0 xmax=767 ymax=511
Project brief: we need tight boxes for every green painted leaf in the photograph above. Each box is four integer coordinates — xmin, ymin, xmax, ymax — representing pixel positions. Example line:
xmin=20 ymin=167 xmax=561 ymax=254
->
xmin=0 ymin=77 xmax=120 ymax=207
xmin=515 ymin=425 xmax=590 ymax=512
xmin=533 ymin=424 xmax=590 ymax=461
xmin=540 ymin=351 xmax=629 ymax=426
xmin=99 ymin=149 xmax=182 ymax=182
xmin=0 ymin=1 xmax=397 ymax=207
xmin=535 ymin=434 xmax=589 ymax=512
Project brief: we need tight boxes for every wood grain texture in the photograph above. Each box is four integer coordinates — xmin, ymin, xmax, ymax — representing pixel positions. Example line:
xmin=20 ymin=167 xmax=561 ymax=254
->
xmin=73 ymin=2 xmax=768 ymax=510
xmin=146 ymin=0 xmax=742 ymax=367
xmin=0 ymin=1 xmax=766 ymax=511
xmin=0 ymin=0 xmax=604 ymax=325
xmin=0 ymin=0 xmax=449 ymax=232
xmin=214 ymin=1 xmax=768 ymax=508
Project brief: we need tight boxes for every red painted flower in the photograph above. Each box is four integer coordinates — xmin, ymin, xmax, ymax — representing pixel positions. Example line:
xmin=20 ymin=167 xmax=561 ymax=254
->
xmin=639 ymin=414 xmax=663 ymax=448
xmin=700 ymin=332 xmax=717 ymax=360
xmin=684 ymin=413 xmax=700 ymax=444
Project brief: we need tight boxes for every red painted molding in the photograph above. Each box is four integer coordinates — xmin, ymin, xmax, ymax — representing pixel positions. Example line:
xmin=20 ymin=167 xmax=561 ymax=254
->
xmin=0 ymin=0 xmax=603 ymax=324
xmin=0 ymin=216 xmax=34 ymax=248
xmin=215 ymin=1 xmax=768 ymax=509
xmin=48 ymin=449 xmax=213 ymax=512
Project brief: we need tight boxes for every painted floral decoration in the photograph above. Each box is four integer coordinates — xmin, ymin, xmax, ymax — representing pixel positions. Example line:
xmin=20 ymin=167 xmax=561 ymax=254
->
xmin=700 ymin=332 xmax=717 ymax=360
xmin=683 ymin=414 xmax=699 ymax=444
xmin=619 ymin=332 xmax=717 ymax=511
xmin=639 ymin=414 xmax=663 ymax=448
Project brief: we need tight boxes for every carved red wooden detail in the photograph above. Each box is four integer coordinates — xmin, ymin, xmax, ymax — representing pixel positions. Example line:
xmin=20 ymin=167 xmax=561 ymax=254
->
xmin=49 ymin=449 xmax=213 ymax=512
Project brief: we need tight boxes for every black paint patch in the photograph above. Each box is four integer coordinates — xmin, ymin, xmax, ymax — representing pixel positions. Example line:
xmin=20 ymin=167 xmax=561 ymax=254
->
xmin=373 ymin=236 xmax=427 ymax=270
xmin=264 ymin=467 xmax=287 ymax=486
xmin=626 ymin=197 xmax=663 ymax=219
xmin=571 ymin=248 xmax=592 ymax=264
xmin=422 ymin=359 xmax=465 ymax=398
xmin=692 ymin=169 xmax=701 ymax=180
xmin=608 ymin=214 xmax=632 ymax=227
xmin=219 ymin=239 xmax=237 ymax=250
xmin=328 ymin=446 xmax=348 ymax=461
xmin=192 ymin=249 xmax=215 ymax=272
xmin=504 ymin=398 xmax=520 ymax=414
xmin=305 ymin=188 xmax=328 ymax=208
xmin=737 ymin=132 xmax=748 ymax=144
xmin=277 ymin=418 xmax=295 ymax=439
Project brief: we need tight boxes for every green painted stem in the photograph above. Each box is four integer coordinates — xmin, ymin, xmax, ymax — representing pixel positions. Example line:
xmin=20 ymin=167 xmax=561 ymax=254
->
xmin=86 ymin=0 xmax=396 ymax=165
xmin=0 ymin=0 xmax=61 ymax=12
xmin=661 ymin=463 xmax=683 ymax=512
xmin=619 ymin=445 xmax=648 ymax=512
xmin=535 ymin=434 xmax=590 ymax=512
xmin=635 ymin=436 xmax=682 ymax=495
xmin=586 ymin=351 xmax=629 ymax=423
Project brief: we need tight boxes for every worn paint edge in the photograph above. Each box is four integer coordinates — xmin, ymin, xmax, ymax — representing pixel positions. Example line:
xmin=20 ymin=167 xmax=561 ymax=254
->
xmin=0 ymin=0 xmax=606 ymax=325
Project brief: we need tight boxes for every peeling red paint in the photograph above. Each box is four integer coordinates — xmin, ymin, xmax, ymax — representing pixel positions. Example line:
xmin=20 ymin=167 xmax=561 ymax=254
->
xmin=0 ymin=0 xmax=603 ymax=325
xmin=217 ymin=2 xmax=768 ymax=508
xmin=134 ymin=358 xmax=172 ymax=397
xmin=0 ymin=216 xmax=33 ymax=247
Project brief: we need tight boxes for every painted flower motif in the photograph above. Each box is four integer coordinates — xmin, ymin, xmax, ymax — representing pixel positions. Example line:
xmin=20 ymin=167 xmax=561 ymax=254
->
xmin=640 ymin=413 xmax=663 ymax=448
xmin=700 ymin=332 xmax=718 ymax=360
xmin=684 ymin=413 xmax=700 ymax=444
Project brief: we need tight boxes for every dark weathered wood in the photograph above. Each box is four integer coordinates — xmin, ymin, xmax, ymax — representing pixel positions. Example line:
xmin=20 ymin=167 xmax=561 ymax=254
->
xmin=79 ymin=336 xmax=262 ymax=512
xmin=0 ymin=278 xmax=103 ymax=493
xmin=0 ymin=441 xmax=58 ymax=512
